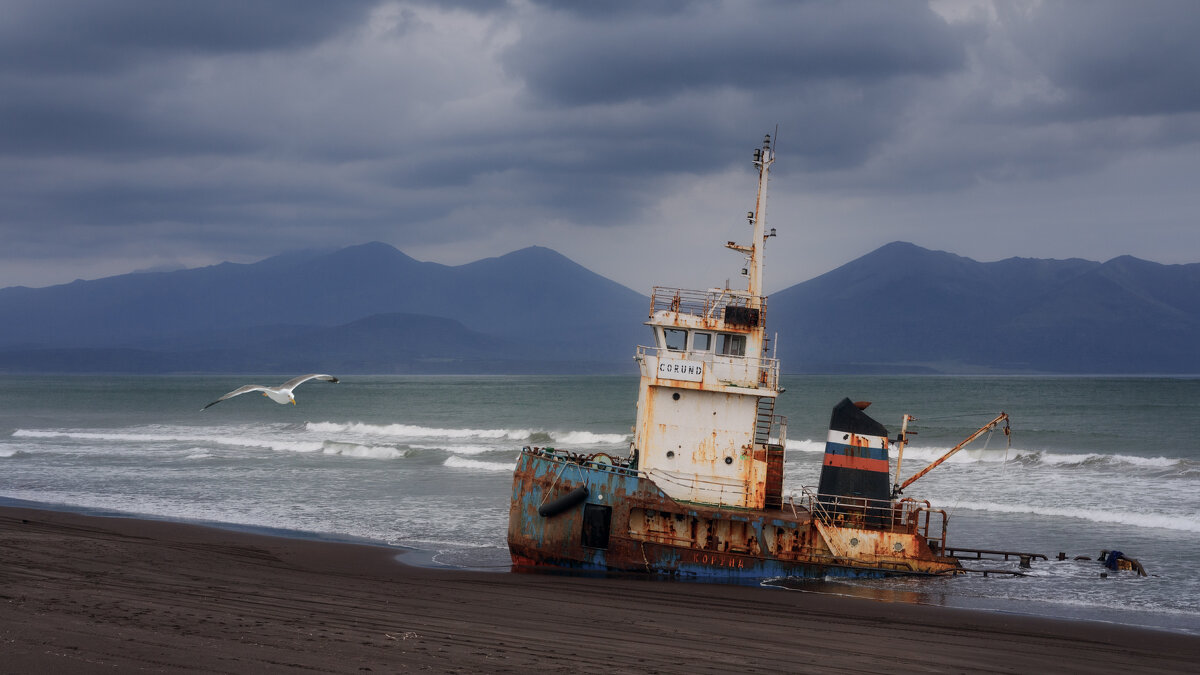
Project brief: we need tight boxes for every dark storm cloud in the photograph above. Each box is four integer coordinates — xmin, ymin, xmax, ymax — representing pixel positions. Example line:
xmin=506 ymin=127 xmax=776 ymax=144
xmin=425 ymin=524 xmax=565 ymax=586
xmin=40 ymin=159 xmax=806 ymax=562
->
xmin=1007 ymin=1 xmax=1200 ymax=120
xmin=0 ymin=0 xmax=375 ymax=158
xmin=0 ymin=0 xmax=376 ymax=74
xmin=505 ymin=1 xmax=963 ymax=107
xmin=854 ymin=1 xmax=1200 ymax=193
xmin=1 ymin=0 xmax=1198 ymax=289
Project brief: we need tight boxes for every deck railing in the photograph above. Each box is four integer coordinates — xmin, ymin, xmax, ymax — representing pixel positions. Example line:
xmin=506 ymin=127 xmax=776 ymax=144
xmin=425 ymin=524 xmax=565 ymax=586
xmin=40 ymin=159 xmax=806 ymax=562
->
xmin=799 ymin=487 xmax=944 ymax=544
xmin=636 ymin=345 xmax=780 ymax=390
xmin=649 ymin=286 xmax=766 ymax=325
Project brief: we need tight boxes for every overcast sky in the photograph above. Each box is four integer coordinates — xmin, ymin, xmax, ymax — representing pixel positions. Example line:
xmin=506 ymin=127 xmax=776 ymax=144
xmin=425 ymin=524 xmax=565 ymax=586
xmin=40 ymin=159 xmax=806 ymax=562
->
xmin=2 ymin=0 xmax=1198 ymax=292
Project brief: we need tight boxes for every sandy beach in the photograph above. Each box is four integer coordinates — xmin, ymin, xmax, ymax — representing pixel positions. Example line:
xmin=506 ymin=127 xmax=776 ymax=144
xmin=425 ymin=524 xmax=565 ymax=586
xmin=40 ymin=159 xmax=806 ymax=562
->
xmin=1 ymin=506 xmax=1195 ymax=673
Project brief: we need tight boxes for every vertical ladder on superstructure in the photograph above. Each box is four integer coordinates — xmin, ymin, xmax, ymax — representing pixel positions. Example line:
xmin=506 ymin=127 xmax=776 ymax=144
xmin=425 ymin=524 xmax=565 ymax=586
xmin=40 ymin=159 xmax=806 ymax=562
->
xmin=754 ymin=396 xmax=776 ymax=446
xmin=757 ymin=396 xmax=786 ymax=510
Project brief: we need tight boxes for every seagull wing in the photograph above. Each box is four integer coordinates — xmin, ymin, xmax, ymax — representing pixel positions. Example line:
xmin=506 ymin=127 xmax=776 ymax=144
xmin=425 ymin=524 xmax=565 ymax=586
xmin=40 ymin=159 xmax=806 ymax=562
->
xmin=202 ymin=385 xmax=268 ymax=410
xmin=280 ymin=374 xmax=340 ymax=392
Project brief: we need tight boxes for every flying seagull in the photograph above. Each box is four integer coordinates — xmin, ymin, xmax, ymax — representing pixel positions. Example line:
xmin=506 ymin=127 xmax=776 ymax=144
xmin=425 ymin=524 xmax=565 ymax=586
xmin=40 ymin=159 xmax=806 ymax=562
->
xmin=202 ymin=374 xmax=339 ymax=410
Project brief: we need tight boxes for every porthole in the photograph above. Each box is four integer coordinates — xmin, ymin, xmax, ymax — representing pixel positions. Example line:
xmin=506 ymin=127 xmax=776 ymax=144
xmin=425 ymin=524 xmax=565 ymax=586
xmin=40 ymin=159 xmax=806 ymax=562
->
xmin=724 ymin=456 xmax=733 ymax=465
xmin=666 ymin=451 xmax=675 ymax=459
xmin=672 ymin=392 xmax=681 ymax=401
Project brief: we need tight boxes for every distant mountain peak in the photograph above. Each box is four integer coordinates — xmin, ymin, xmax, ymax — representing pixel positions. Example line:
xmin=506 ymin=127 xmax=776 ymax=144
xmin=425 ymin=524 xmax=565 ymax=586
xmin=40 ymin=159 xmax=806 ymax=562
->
xmin=321 ymin=241 xmax=418 ymax=266
xmin=873 ymin=241 xmax=926 ymax=253
xmin=490 ymin=245 xmax=570 ymax=263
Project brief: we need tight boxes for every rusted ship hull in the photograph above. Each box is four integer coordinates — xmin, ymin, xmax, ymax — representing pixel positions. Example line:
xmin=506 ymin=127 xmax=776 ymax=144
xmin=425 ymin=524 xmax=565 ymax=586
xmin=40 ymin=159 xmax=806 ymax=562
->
xmin=508 ymin=448 xmax=961 ymax=581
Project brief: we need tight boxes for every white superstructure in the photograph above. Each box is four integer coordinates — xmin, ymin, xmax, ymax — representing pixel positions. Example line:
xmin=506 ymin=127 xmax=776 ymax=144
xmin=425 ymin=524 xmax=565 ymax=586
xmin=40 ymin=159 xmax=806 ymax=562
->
xmin=631 ymin=134 xmax=786 ymax=509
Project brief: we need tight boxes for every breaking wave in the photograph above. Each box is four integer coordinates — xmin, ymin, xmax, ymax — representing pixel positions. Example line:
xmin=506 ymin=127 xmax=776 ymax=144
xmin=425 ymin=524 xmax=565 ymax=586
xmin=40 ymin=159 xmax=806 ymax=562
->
xmin=11 ymin=428 xmax=407 ymax=460
xmin=409 ymin=443 xmax=496 ymax=456
xmin=306 ymin=421 xmax=532 ymax=441
xmin=319 ymin=441 xmax=408 ymax=460
xmin=443 ymin=456 xmax=512 ymax=472
xmin=305 ymin=421 xmax=626 ymax=447
xmin=553 ymin=430 xmax=629 ymax=445
xmin=954 ymin=501 xmax=1200 ymax=533
xmin=785 ymin=439 xmax=826 ymax=454
xmin=15 ymin=428 xmax=327 ymax=454
xmin=786 ymin=436 xmax=1186 ymax=470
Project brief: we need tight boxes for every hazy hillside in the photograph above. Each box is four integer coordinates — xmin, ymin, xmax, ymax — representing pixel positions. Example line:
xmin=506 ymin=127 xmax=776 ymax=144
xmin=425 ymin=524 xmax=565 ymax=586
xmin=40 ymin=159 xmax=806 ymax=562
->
xmin=0 ymin=243 xmax=649 ymax=373
xmin=2 ymin=240 xmax=1197 ymax=374
xmin=771 ymin=242 xmax=1200 ymax=373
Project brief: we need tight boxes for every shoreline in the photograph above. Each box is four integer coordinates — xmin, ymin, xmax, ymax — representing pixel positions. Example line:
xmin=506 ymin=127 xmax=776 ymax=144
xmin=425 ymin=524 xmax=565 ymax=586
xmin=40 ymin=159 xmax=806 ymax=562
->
xmin=7 ymin=497 xmax=1195 ymax=635
xmin=3 ymin=505 xmax=1198 ymax=673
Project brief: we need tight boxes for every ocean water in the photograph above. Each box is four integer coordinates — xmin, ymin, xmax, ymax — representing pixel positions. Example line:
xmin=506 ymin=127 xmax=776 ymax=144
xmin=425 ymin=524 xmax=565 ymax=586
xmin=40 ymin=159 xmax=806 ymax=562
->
xmin=1 ymin=374 xmax=1197 ymax=634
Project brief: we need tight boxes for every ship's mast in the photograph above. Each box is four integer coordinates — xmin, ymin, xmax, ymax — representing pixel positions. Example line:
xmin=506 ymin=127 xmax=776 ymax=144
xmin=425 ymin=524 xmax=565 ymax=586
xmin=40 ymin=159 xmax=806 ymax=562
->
xmin=727 ymin=133 xmax=775 ymax=298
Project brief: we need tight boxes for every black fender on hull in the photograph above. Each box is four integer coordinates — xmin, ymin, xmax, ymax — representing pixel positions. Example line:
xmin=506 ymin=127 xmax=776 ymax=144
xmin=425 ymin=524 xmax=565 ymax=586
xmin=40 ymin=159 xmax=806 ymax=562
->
xmin=538 ymin=485 xmax=589 ymax=517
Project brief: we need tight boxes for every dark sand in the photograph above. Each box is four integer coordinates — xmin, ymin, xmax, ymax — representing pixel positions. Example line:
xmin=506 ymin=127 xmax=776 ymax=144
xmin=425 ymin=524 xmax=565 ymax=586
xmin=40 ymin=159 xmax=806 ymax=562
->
xmin=2 ymin=507 xmax=1196 ymax=673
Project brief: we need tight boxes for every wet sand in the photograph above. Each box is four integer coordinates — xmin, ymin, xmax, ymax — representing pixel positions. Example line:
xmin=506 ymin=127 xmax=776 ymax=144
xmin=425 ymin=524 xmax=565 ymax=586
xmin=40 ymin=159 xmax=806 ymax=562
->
xmin=2 ymin=506 xmax=1196 ymax=673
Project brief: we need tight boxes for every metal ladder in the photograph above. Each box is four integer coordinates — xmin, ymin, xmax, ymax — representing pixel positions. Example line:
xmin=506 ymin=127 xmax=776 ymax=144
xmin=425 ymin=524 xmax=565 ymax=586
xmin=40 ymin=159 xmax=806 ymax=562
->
xmin=754 ymin=396 xmax=775 ymax=445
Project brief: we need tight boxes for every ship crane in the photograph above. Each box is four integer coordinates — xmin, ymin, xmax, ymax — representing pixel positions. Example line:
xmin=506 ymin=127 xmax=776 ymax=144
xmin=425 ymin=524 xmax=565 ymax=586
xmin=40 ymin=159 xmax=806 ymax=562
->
xmin=892 ymin=413 xmax=1011 ymax=497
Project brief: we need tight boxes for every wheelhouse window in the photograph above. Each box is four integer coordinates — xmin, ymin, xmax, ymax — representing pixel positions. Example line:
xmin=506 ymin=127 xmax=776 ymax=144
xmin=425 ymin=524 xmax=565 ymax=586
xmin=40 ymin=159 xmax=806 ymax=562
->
xmin=692 ymin=332 xmax=712 ymax=352
xmin=663 ymin=328 xmax=688 ymax=352
xmin=716 ymin=333 xmax=746 ymax=357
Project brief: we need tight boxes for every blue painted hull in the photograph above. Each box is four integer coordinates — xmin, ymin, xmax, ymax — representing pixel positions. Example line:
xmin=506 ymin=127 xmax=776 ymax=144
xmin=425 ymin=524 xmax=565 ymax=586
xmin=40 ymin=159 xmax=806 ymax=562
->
xmin=507 ymin=448 xmax=958 ymax=581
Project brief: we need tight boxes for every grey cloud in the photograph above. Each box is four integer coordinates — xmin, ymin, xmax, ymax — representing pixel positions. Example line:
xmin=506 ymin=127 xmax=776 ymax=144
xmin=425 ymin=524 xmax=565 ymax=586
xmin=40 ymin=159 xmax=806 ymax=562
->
xmin=1 ymin=0 xmax=1198 ymax=290
xmin=504 ymin=1 xmax=964 ymax=106
xmin=1009 ymin=1 xmax=1200 ymax=119
xmin=0 ymin=0 xmax=376 ymax=75
xmin=526 ymin=0 xmax=700 ymax=18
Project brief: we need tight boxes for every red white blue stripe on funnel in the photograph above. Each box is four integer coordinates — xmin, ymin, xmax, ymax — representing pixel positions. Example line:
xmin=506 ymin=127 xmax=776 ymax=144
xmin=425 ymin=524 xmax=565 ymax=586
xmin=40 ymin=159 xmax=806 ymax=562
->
xmin=823 ymin=429 xmax=890 ymax=473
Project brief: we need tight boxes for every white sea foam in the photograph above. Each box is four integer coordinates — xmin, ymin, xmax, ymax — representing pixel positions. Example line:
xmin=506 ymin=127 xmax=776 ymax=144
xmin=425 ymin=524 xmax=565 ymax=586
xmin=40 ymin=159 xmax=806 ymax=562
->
xmin=443 ymin=456 xmax=512 ymax=472
xmin=14 ymin=428 xmax=326 ymax=454
xmin=785 ymin=439 xmax=825 ymax=454
xmin=0 ymin=448 xmax=19 ymax=458
xmin=553 ymin=430 xmax=629 ymax=445
xmin=955 ymin=500 xmax=1200 ymax=533
xmin=408 ymin=443 xmax=497 ymax=456
xmin=320 ymin=441 xmax=407 ymax=460
xmin=305 ymin=421 xmax=626 ymax=447
xmin=306 ymin=421 xmax=532 ymax=441
xmin=16 ymin=429 xmax=193 ymax=442
xmin=785 ymin=436 xmax=1186 ymax=470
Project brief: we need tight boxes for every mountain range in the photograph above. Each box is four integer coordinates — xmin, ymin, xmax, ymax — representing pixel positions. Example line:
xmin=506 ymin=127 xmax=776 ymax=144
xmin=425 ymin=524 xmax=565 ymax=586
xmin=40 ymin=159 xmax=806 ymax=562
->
xmin=770 ymin=242 xmax=1200 ymax=374
xmin=1 ymin=241 xmax=1197 ymax=374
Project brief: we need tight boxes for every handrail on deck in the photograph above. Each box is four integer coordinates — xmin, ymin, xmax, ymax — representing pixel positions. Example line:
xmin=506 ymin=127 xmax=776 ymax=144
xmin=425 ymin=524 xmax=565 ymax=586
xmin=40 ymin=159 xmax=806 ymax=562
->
xmin=636 ymin=345 xmax=780 ymax=390
xmin=649 ymin=286 xmax=767 ymax=324
xmin=799 ymin=487 xmax=941 ymax=540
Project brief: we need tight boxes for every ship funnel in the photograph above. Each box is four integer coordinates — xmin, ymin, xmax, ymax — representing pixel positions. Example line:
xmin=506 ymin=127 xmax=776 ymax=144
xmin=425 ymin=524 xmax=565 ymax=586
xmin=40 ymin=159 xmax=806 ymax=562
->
xmin=817 ymin=398 xmax=892 ymax=510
